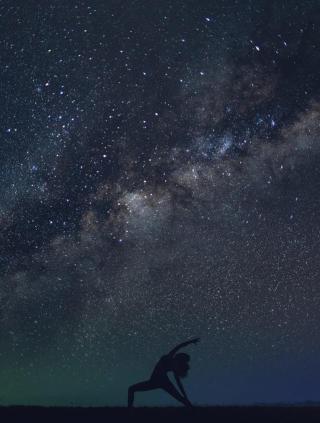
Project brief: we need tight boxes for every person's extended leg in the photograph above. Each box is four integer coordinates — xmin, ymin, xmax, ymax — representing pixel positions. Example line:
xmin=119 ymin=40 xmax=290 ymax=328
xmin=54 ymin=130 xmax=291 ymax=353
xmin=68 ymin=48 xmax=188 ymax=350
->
xmin=162 ymin=379 xmax=191 ymax=407
xmin=128 ymin=380 xmax=157 ymax=407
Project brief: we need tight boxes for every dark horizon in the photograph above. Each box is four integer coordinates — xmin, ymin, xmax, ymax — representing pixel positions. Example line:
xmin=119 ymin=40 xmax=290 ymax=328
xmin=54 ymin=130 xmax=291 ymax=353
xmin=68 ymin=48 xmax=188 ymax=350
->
xmin=1 ymin=405 xmax=320 ymax=423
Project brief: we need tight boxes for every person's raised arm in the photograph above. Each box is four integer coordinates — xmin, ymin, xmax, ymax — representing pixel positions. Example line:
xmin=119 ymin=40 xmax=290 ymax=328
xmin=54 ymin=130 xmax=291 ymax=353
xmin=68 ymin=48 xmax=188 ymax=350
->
xmin=168 ymin=338 xmax=200 ymax=357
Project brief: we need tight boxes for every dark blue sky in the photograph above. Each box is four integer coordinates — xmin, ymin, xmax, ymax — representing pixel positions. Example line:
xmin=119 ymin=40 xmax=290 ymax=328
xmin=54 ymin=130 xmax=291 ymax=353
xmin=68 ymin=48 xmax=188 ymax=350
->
xmin=0 ymin=0 xmax=320 ymax=406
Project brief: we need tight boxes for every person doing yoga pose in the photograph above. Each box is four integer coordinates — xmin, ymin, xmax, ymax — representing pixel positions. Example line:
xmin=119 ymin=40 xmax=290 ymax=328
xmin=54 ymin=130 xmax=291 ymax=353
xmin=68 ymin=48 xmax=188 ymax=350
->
xmin=128 ymin=338 xmax=200 ymax=407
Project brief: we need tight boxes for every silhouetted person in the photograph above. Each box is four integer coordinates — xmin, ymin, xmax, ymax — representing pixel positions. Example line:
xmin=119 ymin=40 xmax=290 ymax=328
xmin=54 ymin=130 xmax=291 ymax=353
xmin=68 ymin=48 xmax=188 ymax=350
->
xmin=128 ymin=338 xmax=200 ymax=407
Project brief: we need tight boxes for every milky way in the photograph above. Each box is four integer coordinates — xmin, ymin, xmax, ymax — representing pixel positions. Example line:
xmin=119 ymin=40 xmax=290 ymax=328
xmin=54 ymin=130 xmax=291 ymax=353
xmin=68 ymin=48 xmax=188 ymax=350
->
xmin=1 ymin=0 xmax=320 ymax=406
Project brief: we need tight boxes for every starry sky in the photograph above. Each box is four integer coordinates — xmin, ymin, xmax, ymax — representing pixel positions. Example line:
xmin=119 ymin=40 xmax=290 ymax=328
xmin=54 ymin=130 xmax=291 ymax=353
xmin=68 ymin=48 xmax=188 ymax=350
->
xmin=1 ymin=0 xmax=320 ymax=406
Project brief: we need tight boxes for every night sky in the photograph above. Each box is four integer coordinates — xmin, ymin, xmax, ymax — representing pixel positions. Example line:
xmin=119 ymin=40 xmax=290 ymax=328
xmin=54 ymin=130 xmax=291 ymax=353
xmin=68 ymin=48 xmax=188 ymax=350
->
xmin=1 ymin=0 xmax=320 ymax=406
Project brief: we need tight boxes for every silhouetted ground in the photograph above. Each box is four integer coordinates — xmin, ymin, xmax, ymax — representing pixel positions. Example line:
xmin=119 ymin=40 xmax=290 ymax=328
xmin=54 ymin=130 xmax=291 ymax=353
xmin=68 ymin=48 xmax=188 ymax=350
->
xmin=1 ymin=406 xmax=320 ymax=422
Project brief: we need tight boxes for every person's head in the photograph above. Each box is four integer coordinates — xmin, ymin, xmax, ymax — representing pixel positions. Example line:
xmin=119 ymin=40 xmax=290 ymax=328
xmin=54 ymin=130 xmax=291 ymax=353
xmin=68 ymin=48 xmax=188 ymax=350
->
xmin=172 ymin=353 xmax=190 ymax=378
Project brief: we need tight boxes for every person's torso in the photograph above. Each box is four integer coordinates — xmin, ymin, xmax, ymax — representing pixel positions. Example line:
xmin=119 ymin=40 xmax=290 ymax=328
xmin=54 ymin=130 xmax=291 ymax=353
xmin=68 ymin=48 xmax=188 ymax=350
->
xmin=151 ymin=355 xmax=172 ymax=379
